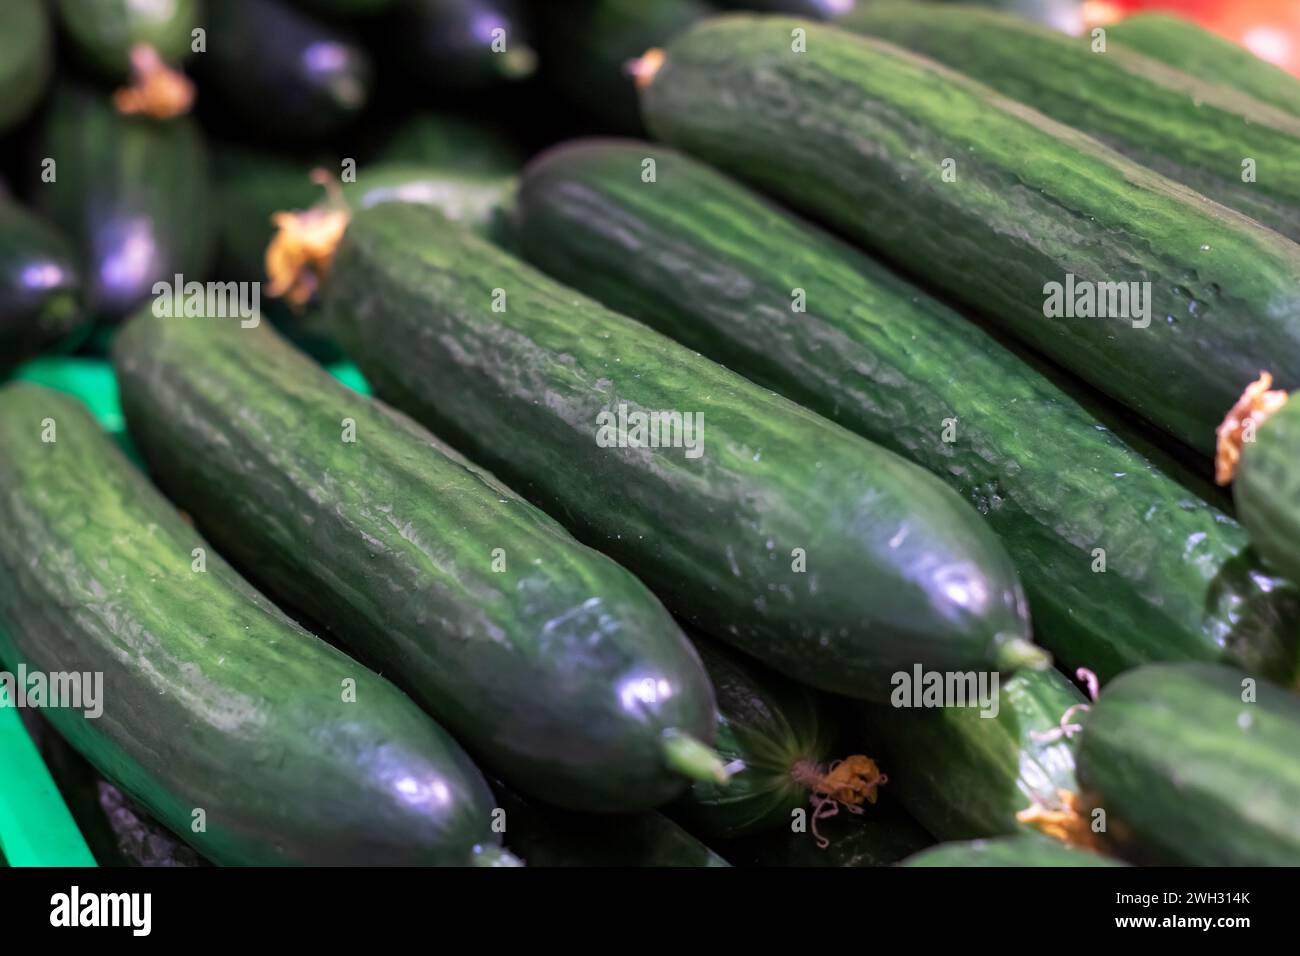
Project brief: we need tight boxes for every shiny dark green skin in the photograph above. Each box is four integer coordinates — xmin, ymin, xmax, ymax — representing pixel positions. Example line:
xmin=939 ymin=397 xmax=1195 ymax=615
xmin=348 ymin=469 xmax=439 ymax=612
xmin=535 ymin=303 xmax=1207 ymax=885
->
xmin=0 ymin=202 xmax=85 ymax=376
xmin=57 ymin=0 xmax=198 ymax=78
xmin=0 ymin=384 xmax=502 ymax=866
xmin=672 ymin=636 xmax=835 ymax=838
xmin=641 ymin=16 xmax=1300 ymax=455
xmin=384 ymin=0 xmax=536 ymax=89
xmin=323 ymin=203 xmax=1035 ymax=701
xmin=0 ymin=0 xmax=52 ymax=134
xmin=495 ymin=784 xmax=729 ymax=867
xmin=35 ymin=85 xmax=214 ymax=322
xmin=843 ymin=4 xmax=1300 ymax=243
xmin=718 ymin=797 xmax=934 ymax=866
xmin=902 ymin=835 xmax=1124 ymax=867
xmin=1110 ymin=14 xmax=1300 ymax=119
xmin=376 ymin=113 xmax=519 ymax=171
xmin=513 ymin=140 xmax=1300 ymax=685
xmin=113 ymin=313 xmax=715 ymax=812
xmin=200 ymin=0 xmax=372 ymax=140
xmin=1235 ymin=400 xmax=1300 ymax=588
xmin=856 ymin=669 xmax=1084 ymax=840
xmin=1078 ymin=663 xmax=1300 ymax=865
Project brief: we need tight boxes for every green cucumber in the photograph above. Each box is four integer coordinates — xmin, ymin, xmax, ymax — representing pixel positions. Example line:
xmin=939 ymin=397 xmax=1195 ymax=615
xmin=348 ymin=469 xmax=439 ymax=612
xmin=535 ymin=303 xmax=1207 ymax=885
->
xmin=918 ymin=0 xmax=1086 ymax=34
xmin=1224 ymin=385 xmax=1300 ymax=586
xmin=717 ymin=798 xmax=934 ymax=866
xmin=0 ymin=383 xmax=510 ymax=866
xmin=512 ymin=140 xmax=1300 ymax=685
xmin=382 ymin=0 xmax=537 ymax=88
xmin=495 ymin=784 xmax=729 ymax=867
xmin=902 ymin=835 xmax=1124 ymax=867
xmin=56 ymin=0 xmax=198 ymax=78
xmin=533 ymin=0 xmax=712 ymax=133
xmin=1078 ymin=662 xmax=1300 ymax=865
xmin=113 ymin=312 xmax=720 ymax=812
xmin=842 ymin=3 xmax=1300 ymax=243
xmin=639 ymin=15 xmax=1300 ymax=455
xmin=35 ymin=85 xmax=214 ymax=322
xmin=341 ymin=163 xmax=512 ymax=236
xmin=855 ymin=668 xmax=1087 ymax=841
xmin=0 ymin=201 xmax=85 ymax=375
xmin=671 ymin=635 xmax=840 ymax=839
xmin=199 ymin=0 xmax=372 ymax=140
xmin=376 ymin=113 xmax=519 ymax=171
xmin=0 ymin=0 xmax=53 ymax=134
xmin=713 ymin=0 xmax=856 ymax=17
xmin=1109 ymin=14 xmax=1300 ymax=118
xmin=322 ymin=203 xmax=1043 ymax=700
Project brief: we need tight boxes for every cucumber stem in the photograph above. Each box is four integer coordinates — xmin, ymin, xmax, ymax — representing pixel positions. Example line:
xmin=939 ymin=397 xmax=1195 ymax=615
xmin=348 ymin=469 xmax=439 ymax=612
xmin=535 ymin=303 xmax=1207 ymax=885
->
xmin=472 ymin=844 xmax=524 ymax=867
xmin=995 ymin=636 xmax=1052 ymax=672
xmin=662 ymin=731 xmax=730 ymax=785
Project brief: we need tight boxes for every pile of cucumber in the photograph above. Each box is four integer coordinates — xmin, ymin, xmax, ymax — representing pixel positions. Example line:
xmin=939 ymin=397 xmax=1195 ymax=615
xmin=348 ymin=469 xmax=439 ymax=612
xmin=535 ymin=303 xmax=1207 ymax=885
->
xmin=1 ymin=0 xmax=1298 ymax=869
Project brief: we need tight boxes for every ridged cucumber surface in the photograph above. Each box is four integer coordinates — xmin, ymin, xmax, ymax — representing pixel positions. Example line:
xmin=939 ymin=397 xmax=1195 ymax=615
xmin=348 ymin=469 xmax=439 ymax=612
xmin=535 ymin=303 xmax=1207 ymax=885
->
xmin=639 ymin=15 xmax=1300 ymax=455
xmin=0 ymin=383 xmax=508 ymax=866
xmin=512 ymin=140 xmax=1300 ymax=685
xmin=113 ymin=312 xmax=718 ymax=812
xmin=322 ymin=203 xmax=1042 ymax=701
xmin=901 ymin=835 xmax=1124 ymax=867
xmin=1077 ymin=662 xmax=1300 ymax=865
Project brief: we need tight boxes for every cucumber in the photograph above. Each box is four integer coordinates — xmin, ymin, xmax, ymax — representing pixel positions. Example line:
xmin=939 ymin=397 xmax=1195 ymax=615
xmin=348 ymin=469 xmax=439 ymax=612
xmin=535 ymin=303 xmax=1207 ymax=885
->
xmin=322 ymin=203 xmax=1044 ymax=700
xmin=533 ymin=0 xmax=712 ymax=133
xmin=34 ymin=85 xmax=214 ymax=323
xmin=0 ymin=200 xmax=85 ymax=375
xmin=1077 ymin=662 xmax=1300 ymax=865
xmin=495 ymin=784 xmax=729 ymax=867
xmin=512 ymin=140 xmax=1300 ymax=685
xmin=1109 ymin=14 xmax=1300 ymax=118
xmin=713 ymin=0 xmax=855 ymax=16
xmin=638 ymin=15 xmax=1300 ymax=455
xmin=56 ymin=0 xmax=198 ymax=78
xmin=113 ymin=312 xmax=720 ymax=812
xmin=381 ymin=0 xmax=537 ymax=89
xmin=717 ymin=798 xmax=934 ymax=866
xmin=0 ymin=0 xmax=52 ymax=134
xmin=0 ymin=383 xmax=511 ymax=866
xmin=919 ymin=0 xmax=1086 ymax=34
xmin=671 ymin=635 xmax=843 ymax=839
xmin=902 ymin=835 xmax=1124 ymax=867
xmin=1219 ymin=379 xmax=1300 ymax=587
xmin=842 ymin=3 xmax=1300 ymax=244
xmin=341 ymin=163 xmax=512 ymax=231
xmin=855 ymin=668 xmax=1088 ymax=842
xmin=376 ymin=113 xmax=519 ymax=171
xmin=199 ymin=0 xmax=372 ymax=140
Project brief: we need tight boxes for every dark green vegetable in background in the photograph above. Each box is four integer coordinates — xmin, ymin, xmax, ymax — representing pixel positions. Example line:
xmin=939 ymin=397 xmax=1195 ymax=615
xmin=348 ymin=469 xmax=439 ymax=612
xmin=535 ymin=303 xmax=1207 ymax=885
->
xmin=717 ymin=797 xmax=933 ymax=866
xmin=512 ymin=140 xmax=1300 ymax=685
xmin=842 ymin=3 xmax=1300 ymax=244
xmin=1225 ymin=387 xmax=1300 ymax=590
xmin=323 ymin=203 xmax=1044 ymax=701
xmin=901 ymin=835 xmax=1124 ymax=867
xmin=0 ymin=0 xmax=53 ymax=135
xmin=199 ymin=0 xmax=373 ymax=140
xmin=638 ymin=16 xmax=1300 ymax=456
xmin=34 ymin=85 xmax=214 ymax=322
xmin=376 ymin=112 xmax=519 ymax=170
xmin=56 ymin=0 xmax=199 ymax=79
xmin=114 ymin=314 xmax=721 ymax=812
xmin=381 ymin=0 xmax=537 ymax=90
xmin=1077 ymin=663 xmax=1300 ymax=865
xmin=0 ymin=384 xmax=511 ymax=866
xmin=713 ymin=0 xmax=857 ymax=18
xmin=0 ymin=200 xmax=85 ymax=375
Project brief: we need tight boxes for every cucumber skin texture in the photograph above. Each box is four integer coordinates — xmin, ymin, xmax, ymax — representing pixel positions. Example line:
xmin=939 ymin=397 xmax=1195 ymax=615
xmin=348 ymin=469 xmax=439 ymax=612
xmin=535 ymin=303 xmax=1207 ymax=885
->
xmin=513 ymin=140 xmax=1300 ymax=686
xmin=717 ymin=798 xmax=934 ymax=867
xmin=902 ymin=836 xmax=1124 ymax=867
xmin=200 ymin=0 xmax=372 ymax=140
xmin=0 ymin=202 xmax=86 ymax=375
xmin=640 ymin=16 xmax=1300 ymax=455
xmin=1109 ymin=14 xmax=1300 ymax=119
xmin=0 ymin=0 xmax=52 ymax=134
xmin=57 ymin=0 xmax=198 ymax=78
xmin=843 ymin=4 xmax=1300 ymax=244
xmin=323 ymin=203 xmax=1035 ymax=701
xmin=0 ymin=384 xmax=502 ymax=866
xmin=1078 ymin=663 xmax=1300 ymax=865
xmin=672 ymin=636 xmax=836 ymax=839
xmin=856 ymin=669 xmax=1084 ymax=841
xmin=494 ymin=784 xmax=729 ymax=867
xmin=35 ymin=86 xmax=214 ymax=322
xmin=113 ymin=312 xmax=716 ymax=813
xmin=1235 ymin=400 xmax=1300 ymax=587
